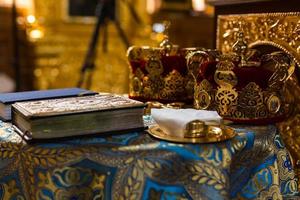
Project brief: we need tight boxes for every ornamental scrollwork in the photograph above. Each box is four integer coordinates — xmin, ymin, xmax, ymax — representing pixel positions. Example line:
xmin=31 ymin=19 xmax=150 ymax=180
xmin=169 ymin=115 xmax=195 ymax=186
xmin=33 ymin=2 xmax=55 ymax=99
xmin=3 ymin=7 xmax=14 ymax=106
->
xmin=217 ymin=13 xmax=300 ymax=66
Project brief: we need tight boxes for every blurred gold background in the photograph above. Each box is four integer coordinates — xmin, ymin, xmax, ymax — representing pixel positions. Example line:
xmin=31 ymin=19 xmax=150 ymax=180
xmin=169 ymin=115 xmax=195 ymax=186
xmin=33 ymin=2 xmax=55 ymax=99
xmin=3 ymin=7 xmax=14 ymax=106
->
xmin=0 ymin=0 xmax=214 ymax=93
xmin=32 ymin=0 xmax=151 ymax=93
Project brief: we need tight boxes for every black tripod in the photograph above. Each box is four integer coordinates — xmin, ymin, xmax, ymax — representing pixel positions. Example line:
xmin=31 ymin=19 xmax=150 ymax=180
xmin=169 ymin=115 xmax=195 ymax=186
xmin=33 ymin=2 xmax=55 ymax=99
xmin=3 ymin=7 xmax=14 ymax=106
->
xmin=12 ymin=0 xmax=21 ymax=91
xmin=77 ymin=0 xmax=141 ymax=89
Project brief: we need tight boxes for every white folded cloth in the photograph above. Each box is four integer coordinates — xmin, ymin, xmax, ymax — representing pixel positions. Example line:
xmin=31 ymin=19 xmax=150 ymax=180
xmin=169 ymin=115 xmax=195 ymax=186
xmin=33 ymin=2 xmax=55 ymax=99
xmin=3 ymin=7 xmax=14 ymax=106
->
xmin=151 ymin=108 xmax=222 ymax=138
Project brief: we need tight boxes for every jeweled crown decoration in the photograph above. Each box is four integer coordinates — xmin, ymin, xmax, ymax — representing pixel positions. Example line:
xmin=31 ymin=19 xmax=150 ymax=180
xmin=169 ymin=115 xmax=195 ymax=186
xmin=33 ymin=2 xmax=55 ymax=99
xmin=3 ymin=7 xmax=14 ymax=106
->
xmin=127 ymin=22 xmax=201 ymax=103
xmin=187 ymin=28 xmax=295 ymax=123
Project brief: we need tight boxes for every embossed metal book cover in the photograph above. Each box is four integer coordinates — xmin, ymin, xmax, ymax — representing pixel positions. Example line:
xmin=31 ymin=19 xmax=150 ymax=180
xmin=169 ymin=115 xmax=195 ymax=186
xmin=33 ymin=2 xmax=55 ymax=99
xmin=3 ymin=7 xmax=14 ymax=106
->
xmin=0 ymin=88 xmax=97 ymax=121
xmin=12 ymin=94 xmax=145 ymax=118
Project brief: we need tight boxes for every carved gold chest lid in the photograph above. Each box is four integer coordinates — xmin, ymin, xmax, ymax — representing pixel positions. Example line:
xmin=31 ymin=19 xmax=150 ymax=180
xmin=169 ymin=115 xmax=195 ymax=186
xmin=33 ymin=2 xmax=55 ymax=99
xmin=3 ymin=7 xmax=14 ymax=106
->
xmin=217 ymin=12 xmax=300 ymax=66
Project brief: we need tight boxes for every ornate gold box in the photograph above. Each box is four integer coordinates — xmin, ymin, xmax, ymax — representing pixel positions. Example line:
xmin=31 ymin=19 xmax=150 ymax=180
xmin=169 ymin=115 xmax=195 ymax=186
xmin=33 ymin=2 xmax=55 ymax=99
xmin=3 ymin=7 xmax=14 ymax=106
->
xmin=209 ymin=0 xmax=300 ymax=187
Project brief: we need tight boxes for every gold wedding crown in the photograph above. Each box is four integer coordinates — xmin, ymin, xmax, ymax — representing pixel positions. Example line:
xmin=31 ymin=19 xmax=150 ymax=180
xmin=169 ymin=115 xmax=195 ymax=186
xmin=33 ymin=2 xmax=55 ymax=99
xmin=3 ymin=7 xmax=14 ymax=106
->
xmin=187 ymin=30 xmax=295 ymax=124
xmin=127 ymin=22 xmax=203 ymax=103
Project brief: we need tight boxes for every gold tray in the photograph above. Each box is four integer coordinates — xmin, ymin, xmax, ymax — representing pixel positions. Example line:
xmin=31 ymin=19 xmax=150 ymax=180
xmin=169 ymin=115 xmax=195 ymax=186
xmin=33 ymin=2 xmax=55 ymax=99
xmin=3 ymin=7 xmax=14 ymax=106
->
xmin=147 ymin=125 xmax=236 ymax=144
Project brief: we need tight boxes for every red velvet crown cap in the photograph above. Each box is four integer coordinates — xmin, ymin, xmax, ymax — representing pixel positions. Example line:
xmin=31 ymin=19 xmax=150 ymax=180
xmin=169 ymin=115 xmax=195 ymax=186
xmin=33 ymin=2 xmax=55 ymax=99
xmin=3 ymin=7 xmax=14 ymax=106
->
xmin=129 ymin=49 xmax=190 ymax=77
xmin=198 ymin=63 xmax=273 ymax=89
xmin=233 ymin=66 xmax=273 ymax=90
xmin=197 ymin=49 xmax=273 ymax=90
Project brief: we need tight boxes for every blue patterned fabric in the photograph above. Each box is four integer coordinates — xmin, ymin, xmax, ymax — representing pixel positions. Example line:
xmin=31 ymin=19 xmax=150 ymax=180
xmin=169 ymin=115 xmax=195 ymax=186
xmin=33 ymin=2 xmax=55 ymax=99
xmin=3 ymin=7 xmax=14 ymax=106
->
xmin=0 ymin=120 xmax=298 ymax=200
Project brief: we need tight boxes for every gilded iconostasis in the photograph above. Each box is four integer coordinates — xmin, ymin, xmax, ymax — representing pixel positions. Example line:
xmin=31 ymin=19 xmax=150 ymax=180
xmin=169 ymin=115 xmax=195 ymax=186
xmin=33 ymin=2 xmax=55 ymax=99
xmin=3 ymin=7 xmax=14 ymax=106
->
xmin=0 ymin=0 xmax=214 ymax=93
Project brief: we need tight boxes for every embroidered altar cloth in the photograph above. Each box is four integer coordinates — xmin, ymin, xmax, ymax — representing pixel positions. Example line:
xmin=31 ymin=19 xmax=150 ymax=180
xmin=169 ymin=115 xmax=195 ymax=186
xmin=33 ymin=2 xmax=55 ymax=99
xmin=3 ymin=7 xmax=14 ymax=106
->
xmin=0 ymin=120 xmax=298 ymax=200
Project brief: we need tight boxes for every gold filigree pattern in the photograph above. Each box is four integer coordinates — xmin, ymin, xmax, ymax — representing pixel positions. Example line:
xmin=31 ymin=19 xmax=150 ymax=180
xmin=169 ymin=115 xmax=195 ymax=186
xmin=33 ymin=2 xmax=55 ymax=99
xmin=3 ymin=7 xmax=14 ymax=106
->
xmin=144 ymin=55 xmax=165 ymax=96
xmin=186 ymin=50 xmax=221 ymax=109
xmin=160 ymin=70 xmax=186 ymax=100
xmin=0 ymin=133 xmax=88 ymax=198
xmin=217 ymin=12 xmax=300 ymax=66
xmin=35 ymin=166 xmax=106 ymax=200
xmin=215 ymin=87 xmax=238 ymax=116
xmin=214 ymin=64 xmax=237 ymax=87
xmin=258 ymin=185 xmax=282 ymax=200
xmin=238 ymin=82 xmax=265 ymax=118
xmin=194 ymin=79 xmax=214 ymax=109
xmin=0 ymin=180 xmax=25 ymax=200
xmin=0 ymin=120 xmax=298 ymax=199
xmin=199 ymin=79 xmax=213 ymax=92
xmin=214 ymin=60 xmax=238 ymax=116
xmin=215 ymin=81 xmax=284 ymax=119
xmin=128 ymin=46 xmax=203 ymax=102
xmin=265 ymin=52 xmax=296 ymax=91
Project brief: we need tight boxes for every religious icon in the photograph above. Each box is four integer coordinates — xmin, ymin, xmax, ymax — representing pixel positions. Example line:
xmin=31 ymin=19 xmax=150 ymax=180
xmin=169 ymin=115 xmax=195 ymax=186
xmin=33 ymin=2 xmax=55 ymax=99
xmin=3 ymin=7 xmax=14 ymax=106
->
xmin=198 ymin=90 xmax=211 ymax=109
xmin=267 ymin=94 xmax=281 ymax=114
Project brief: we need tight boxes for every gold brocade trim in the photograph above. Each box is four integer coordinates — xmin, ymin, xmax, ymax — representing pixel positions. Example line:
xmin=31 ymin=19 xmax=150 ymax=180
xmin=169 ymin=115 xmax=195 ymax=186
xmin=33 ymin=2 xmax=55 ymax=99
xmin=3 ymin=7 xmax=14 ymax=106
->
xmin=277 ymin=115 xmax=300 ymax=187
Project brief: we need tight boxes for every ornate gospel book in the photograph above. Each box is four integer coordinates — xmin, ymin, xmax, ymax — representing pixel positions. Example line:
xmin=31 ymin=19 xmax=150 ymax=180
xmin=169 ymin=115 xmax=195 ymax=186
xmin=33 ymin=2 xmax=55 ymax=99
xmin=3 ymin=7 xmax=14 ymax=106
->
xmin=0 ymin=88 xmax=97 ymax=121
xmin=12 ymin=94 xmax=145 ymax=141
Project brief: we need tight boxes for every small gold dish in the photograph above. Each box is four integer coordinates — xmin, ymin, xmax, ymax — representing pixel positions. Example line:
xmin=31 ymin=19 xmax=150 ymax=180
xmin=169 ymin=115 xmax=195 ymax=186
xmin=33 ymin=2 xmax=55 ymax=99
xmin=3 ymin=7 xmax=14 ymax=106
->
xmin=147 ymin=121 xmax=236 ymax=144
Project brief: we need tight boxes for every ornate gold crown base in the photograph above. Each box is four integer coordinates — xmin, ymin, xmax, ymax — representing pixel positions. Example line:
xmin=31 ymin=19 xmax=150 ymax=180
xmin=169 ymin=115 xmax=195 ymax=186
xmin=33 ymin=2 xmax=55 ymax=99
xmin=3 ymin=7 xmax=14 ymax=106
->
xmin=194 ymin=80 xmax=289 ymax=124
xmin=129 ymin=68 xmax=194 ymax=103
